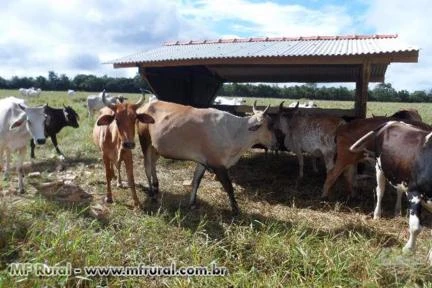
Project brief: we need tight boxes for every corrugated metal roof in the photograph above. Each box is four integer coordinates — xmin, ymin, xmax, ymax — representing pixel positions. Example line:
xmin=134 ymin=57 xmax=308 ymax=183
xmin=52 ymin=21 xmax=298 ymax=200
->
xmin=111 ymin=34 xmax=418 ymax=66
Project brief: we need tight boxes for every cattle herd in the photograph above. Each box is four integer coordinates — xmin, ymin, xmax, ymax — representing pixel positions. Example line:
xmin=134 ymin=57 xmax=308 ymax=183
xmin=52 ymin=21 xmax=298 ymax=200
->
xmin=1 ymin=89 xmax=431 ymax=264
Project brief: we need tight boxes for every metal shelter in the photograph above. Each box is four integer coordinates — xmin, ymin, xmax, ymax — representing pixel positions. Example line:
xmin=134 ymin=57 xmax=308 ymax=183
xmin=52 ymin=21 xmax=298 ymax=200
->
xmin=110 ymin=34 xmax=419 ymax=118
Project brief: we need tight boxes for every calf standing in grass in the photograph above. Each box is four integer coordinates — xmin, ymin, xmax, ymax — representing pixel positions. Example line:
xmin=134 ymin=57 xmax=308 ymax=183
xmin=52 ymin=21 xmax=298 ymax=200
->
xmin=349 ymin=121 xmax=432 ymax=256
xmin=93 ymin=91 xmax=154 ymax=207
xmin=275 ymin=102 xmax=346 ymax=179
xmin=30 ymin=104 xmax=79 ymax=159
xmin=137 ymin=100 xmax=277 ymax=215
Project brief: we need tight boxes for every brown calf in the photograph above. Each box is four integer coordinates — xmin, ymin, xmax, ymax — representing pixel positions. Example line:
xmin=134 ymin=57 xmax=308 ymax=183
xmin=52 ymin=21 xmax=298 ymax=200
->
xmin=93 ymin=91 xmax=154 ymax=207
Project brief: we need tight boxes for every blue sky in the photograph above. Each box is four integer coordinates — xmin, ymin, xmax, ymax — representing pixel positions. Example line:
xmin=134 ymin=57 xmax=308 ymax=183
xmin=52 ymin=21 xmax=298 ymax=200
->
xmin=0 ymin=0 xmax=430 ymax=91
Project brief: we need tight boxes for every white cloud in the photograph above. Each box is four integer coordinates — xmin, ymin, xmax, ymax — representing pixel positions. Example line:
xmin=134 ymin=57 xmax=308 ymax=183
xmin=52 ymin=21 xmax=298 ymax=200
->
xmin=180 ymin=0 xmax=353 ymax=38
xmin=0 ymin=0 xmax=204 ymax=79
xmin=0 ymin=0 xmax=429 ymax=91
xmin=364 ymin=0 xmax=432 ymax=91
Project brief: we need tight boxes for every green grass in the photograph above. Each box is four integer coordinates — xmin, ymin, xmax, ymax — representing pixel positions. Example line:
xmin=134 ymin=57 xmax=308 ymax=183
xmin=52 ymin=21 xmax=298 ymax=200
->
xmin=0 ymin=90 xmax=431 ymax=287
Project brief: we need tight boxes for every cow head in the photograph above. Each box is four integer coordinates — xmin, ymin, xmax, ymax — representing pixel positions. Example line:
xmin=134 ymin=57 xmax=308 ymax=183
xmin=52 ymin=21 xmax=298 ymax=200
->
xmin=248 ymin=101 xmax=278 ymax=149
xmin=63 ymin=104 xmax=80 ymax=128
xmin=270 ymin=101 xmax=299 ymax=134
xmin=96 ymin=90 xmax=154 ymax=150
xmin=10 ymin=104 xmax=47 ymax=145
xmin=390 ymin=109 xmax=422 ymax=122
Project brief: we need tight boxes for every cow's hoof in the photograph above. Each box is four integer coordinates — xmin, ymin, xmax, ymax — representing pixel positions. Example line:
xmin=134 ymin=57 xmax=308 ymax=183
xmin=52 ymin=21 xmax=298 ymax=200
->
xmin=189 ymin=203 xmax=199 ymax=210
xmin=133 ymin=203 xmax=142 ymax=211
xmin=19 ymin=189 xmax=25 ymax=194
xmin=402 ymin=245 xmax=414 ymax=255
xmin=320 ymin=196 xmax=329 ymax=202
xmin=231 ymin=210 xmax=240 ymax=217
xmin=104 ymin=197 xmax=114 ymax=204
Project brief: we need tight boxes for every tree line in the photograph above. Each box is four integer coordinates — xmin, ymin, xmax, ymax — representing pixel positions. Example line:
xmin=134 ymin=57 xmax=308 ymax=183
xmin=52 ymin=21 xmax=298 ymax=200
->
xmin=219 ymin=83 xmax=432 ymax=103
xmin=1 ymin=71 xmax=431 ymax=102
xmin=0 ymin=71 xmax=150 ymax=93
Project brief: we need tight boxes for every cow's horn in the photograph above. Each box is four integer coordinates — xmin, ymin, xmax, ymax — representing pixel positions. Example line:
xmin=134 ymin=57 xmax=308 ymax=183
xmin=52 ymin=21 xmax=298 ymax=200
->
xmin=263 ymin=104 xmax=270 ymax=114
xmin=135 ymin=95 xmax=145 ymax=107
xmin=253 ymin=100 xmax=258 ymax=114
xmin=279 ymin=101 xmax=285 ymax=113
xmin=102 ymin=90 xmax=115 ymax=110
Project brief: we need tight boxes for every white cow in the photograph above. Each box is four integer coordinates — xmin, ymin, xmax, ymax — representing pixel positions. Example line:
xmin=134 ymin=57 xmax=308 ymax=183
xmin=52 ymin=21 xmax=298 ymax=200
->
xmin=19 ymin=87 xmax=42 ymax=97
xmin=288 ymin=101 xmax=317 ymax=108
xmin=213 ymin=96 xmax=245 ymax=106
xmin=0 ymin=97 xmax=47 ymax=193
xmin=86 ymin=91 xmax=116 ymax=117
xmin=27 ymin=88 xmax=42 ymax=97
xmin=18 ymin=88 xmax=27 ymax=97
xmin=67 ymin=89 xmax=76 ymax=96
xmin=148 ymin=94 xmax=157 ymax=102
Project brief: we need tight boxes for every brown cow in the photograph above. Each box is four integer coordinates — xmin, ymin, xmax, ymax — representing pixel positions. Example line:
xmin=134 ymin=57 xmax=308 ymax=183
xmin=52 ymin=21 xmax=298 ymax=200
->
xmin=321 ymin=109 xmax=426 ymax=201
xmin=93 ymin=91 xmax=154 ymax=207
xmin=137 ymin=100 xmax=277 ymax=215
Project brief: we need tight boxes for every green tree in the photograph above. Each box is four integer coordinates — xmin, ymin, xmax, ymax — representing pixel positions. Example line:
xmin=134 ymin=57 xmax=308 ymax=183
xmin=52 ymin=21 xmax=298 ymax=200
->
xmin=34 ymin=76 xmax=48 ymax=90
xmin=398 ymin=90 xmax=410 ymax=102
xmin=372 ymin=83 xmax=398 ymax=102
xmin=48 ymin=71 xmax=59 ymax=90
xmin=410 ymin=90 xmax=428 ymax=102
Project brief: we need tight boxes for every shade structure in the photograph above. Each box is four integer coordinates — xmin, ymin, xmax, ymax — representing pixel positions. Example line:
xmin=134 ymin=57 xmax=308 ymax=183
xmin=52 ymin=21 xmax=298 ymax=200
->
xmin=110 ymin=34 xmax=419 ymax=117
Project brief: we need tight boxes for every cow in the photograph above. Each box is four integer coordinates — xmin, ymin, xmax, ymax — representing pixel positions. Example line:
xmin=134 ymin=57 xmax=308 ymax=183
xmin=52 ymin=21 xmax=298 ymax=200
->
xmin=275 ymin=101 xmax=345 ymax=179
xmin=0 ymin=97 xmax=47 ymax=193
xmin=321 ymin=109 xmax=428 ymax=204
xmin=148 ymin=94 xmax=157 ymax=103
xmin=87 ymin=92 xmax=115 ymax=117
xmin=136 ymin=100 xmax=277 ymax=215
xmin=213 ymin=96 xmax=245 ymax=106
xmin=349 ymin=121 xmax=432 ymax=256
xmin=18 ymin=88 xmax=27 ymax=97
xmin=23 ymin=88 xmax=42 ymax=97
xmin=19 ymin=87 xmax=41 ymax=97
xmin=288 ymin=101 xmax=317 ymax=108
xmin=67 ymin=89 xmax=76 ymax=96
xmin=30 ymin=104 xmax=80 ymax=159
xmin=92 ymin=91 xmax=155 ymax=208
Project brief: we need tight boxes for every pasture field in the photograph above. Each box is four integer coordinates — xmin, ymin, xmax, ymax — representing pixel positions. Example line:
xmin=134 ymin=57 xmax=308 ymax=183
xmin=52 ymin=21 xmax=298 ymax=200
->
xmin=0 ymin=89 xmax=431 ymax=287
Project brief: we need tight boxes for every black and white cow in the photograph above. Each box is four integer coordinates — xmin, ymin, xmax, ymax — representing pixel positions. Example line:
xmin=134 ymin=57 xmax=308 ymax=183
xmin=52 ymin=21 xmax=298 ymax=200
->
xmin=350 ymin=121 xmax=432 ymax=259
xmin=30 ymin=105 xmax=79 ymax=159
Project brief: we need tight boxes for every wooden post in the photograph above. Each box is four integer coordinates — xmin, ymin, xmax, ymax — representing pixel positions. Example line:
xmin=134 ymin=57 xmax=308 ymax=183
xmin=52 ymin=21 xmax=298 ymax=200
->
xmin=355 ymin=61 xmax=371 ymax=118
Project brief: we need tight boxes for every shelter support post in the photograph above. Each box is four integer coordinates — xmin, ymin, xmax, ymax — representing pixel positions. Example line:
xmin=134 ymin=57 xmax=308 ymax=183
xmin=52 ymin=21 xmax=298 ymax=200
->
xmin=354 ymin=61 xmax=370 ymax=118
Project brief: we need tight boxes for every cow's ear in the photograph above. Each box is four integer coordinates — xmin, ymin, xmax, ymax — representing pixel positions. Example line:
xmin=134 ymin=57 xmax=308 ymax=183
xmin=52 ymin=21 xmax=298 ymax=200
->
xmin=136 ymin=113 xmax=155 ymax=124
xmin=10 ymin=113 xmax=26 ymax=129
xmin=10 ymin=119 xmax=25 ymax=129
xmin=248 ymin=124 xmax=262 ymax=131
xmin=96 ymin=114 xmax=115 ymax=126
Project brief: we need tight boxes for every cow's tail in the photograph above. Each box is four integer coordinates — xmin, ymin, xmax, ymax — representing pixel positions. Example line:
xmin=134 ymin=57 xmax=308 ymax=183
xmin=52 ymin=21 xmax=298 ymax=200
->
xmin=349 ymin=121 xmax=400 ymax=153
